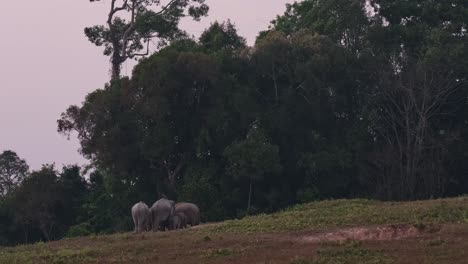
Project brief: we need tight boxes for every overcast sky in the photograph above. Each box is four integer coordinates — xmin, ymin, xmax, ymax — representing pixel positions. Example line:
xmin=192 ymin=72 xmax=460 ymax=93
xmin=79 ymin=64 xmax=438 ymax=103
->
xmin=0 ymin=0 xmax=294 ymax=170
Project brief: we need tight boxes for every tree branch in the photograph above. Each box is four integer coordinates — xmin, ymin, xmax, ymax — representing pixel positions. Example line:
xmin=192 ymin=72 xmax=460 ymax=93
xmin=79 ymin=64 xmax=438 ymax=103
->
xmin=107 ymin=0 xmax=129 ymax=27
xmin=156 ymin=0 xmax=178 ymax=15
xmin=121 ymin=0 xmax=137 ymax=61
xmin=128 ymin=39 xmax=151 ymax=58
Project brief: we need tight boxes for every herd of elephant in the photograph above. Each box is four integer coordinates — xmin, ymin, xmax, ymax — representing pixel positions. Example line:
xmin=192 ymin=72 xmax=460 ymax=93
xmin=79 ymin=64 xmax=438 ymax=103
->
xmin=131 ymin=198 xmax=200 ymax=233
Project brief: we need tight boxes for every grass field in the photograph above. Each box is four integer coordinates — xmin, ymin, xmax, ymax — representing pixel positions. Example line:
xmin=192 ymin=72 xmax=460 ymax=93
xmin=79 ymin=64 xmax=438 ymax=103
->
xmin=1 ymin=197 xmax=468 ymax=264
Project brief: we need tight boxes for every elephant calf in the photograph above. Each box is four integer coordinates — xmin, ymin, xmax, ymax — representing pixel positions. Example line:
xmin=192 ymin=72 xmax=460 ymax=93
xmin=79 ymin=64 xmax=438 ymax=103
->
xmin=131 ymin=201 xmax=150 ymax=234
xmin=174 ymin=202 xmax=200 ymax=227
xmin=172 ymin=212 xmax=187 ymax=230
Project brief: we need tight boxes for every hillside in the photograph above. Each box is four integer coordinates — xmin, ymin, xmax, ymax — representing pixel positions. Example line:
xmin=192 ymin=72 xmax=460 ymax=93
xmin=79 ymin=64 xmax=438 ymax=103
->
xmin=1 ymin=197 xmax=468 ymax=264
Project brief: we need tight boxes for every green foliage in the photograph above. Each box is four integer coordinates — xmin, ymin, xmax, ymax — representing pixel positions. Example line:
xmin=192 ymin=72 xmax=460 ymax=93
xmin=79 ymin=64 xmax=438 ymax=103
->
xmin=53 ymin=0 xmax=468 ymax=240
xmin=272 ymin=0 xmax=370 ymax=52
xmin=0 ymin=244 xmax=97 ymax=264
xmin=199 ymin=20 xmax=247 ymax=53
xmin=1 ymin=0 xmax=467 ymax=248
xmin=297 ymin=187 xmax=321 ymax=203
xmin=86 ymin=0 xmax=209 ymax=79
xmin=12 ymin=165 xmax=63 ymax=241
xmin=0 ymin=163 xmax=89 ymax=245
xmin=313 ymin=243 xmax=393 ymax=264
xmin=224 ymin=126 xmax=282 ymax=183
xmin=224 ymin=125 xmax=282 ymax=213
xmin=66 ymin=223 xmax=93 ymax=238
xmin=0 ymin=150 xmax=29 ymax=197
xmin=179 ymin=164 xmax=226 ymax=221
xmin=210 ymin=197 xmax=468 ymax=234
xmin=291 ymin=241 xmax=394 ymax=264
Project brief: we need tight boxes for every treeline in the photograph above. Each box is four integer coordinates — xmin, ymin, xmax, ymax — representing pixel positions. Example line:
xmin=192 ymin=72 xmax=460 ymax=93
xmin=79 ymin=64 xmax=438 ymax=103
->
xmin=1 ymin=0 xmax=467 ymax=245
xmin=0 ymin=151 xmax=87 ymax=244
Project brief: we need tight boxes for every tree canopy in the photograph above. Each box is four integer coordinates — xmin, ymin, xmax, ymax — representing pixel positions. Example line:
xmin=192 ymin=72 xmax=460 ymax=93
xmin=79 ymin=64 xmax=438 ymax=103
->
xmin=2 ymin=0 xmax=468 ymax=246
xmin=0 ymin=150 xmax=29 ymax=198
xmin=86 ymin=0 xmax=209 ymax=79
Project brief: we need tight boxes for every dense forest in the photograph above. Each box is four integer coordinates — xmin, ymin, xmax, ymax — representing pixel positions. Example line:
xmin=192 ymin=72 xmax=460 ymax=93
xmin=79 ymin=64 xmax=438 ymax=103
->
xmin=1 ymin=0 xmax=467 ymax=245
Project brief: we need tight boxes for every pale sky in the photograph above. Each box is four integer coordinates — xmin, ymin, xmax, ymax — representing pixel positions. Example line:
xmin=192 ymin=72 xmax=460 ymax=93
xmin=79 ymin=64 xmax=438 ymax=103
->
xmin=0 ymin=0 xmax=294 ymax=170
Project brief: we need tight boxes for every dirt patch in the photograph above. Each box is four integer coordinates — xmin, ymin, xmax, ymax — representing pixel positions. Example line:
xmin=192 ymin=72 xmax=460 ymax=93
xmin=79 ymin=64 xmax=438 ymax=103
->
xmin=301 ymin=224 xmax=428 ymax=243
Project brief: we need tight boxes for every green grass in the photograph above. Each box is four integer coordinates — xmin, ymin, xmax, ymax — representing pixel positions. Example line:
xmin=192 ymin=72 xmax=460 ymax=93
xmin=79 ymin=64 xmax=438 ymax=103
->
xmin=292 ymin=241 xmax=394 ymax=264
xmin=209 ymin=196 xmax=468 ymax=233
xmin=1 ymin=196 xmax=468 ymax=263
xmin=0 ymin=242 xmax=97 ymax=264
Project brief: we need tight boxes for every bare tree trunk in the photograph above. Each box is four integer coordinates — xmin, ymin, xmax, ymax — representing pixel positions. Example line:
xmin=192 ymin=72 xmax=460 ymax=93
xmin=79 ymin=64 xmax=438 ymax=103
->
xmin=40 ymin=223 xmax=50 ymax=242
xmin=247 ymin=179 xmax=253 ymax=214
xmin=111 ymin=59 xmax=121 ymax=80
xmin=23 ymin=226 xmax=28 ymax=244
xmin=272 ymin=63 xmax=279 ymax=104
xmin=163 ymin=153 xmax=188 ymax=194
xmin=372 ymin=61 xmax=460 ymax=200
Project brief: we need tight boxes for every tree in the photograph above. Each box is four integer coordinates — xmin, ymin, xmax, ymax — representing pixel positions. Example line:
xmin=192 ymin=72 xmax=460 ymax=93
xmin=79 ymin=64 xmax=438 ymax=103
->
xmin=199 ymin=20 xmax=247 ymax=54
xmin=0 ymin=150 xmax=29 ymax=198
xmin=58 ymin=40 xmax=222 ymax=199
xmin=271 ymin=0 xmax=371 ymax=53
xmin=367 ymin=60 xmax=463 ymax=200
xmin=57 ymin=165 xmax=88 ymax=230
xmin=75 ymin=170 xmax=117 ymax=234
xmin=86 ymin=0 xmax=209 ymax=79
xmin=224 ymin=125 xmax=282 ymax=214
xmin=12 ymin=165 xmax=61 ymax=242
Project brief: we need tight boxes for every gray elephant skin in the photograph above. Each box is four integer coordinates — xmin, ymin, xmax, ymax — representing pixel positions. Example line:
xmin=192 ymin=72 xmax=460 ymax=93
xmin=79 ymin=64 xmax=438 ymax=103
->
xmin=150 ymin=198 xmax=175 ymax=231
xmin=172 ymin=212 xmax=187 ymax=229
xmin=131 ymin=201 xmax=150 ymax=233
xmin=174 ymin=202 xmax=200 ymax=226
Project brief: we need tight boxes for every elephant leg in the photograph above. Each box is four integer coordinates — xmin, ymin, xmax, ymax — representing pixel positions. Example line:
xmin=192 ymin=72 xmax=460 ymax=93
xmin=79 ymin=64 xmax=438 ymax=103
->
xmin=134 ymin=216 xmax=139 ymax=233
xmin=164 ymin=218 xmax=172 ymax=231
xmin=152 ymin=214 xmax=158 ymax=232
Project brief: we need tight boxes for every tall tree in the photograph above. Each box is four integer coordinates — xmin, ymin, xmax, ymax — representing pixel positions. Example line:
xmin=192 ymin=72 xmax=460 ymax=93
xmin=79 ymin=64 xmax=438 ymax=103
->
xmin=199 ymin=20 xmax=247 ymax=54
xmin=86 ymin=0 xmax=209 ymax=79
xmin=224 ymin=125 xmax=282 ymax=214
xmin=57 ymin=165 xmax=88 ymax=231
xmin=12 ymin=165 xmax=61 ymax=242
xmin=367 ymin=59 xmax=463 ymax=200
xmin=0 ymin=150 xmax=29 ymax=198
xmin=271 ymin=0 xmax=371 ymax=53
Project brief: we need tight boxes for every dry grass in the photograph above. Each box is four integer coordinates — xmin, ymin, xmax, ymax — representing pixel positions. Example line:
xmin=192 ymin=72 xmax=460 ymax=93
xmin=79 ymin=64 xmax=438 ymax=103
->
xmin=1 ymin=196 xmax=468 ymax=264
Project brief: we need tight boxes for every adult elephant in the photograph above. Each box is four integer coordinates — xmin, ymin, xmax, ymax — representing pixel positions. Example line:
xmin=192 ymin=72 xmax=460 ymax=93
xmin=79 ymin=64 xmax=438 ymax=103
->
xmin=131 ymin=201 xmax=150 ymax=234
xmin=150 ymin=198 xmax=175 ymax=231
xmin=174 ymin=202 xmax=200 ymax=227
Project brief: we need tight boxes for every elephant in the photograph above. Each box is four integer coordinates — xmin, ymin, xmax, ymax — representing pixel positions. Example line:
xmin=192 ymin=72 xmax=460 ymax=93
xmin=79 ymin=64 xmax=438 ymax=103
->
xmin=174 ymin=202 xmax=200 ymax=227
xmin=150 ymin=198 xmax=175 ymax=231
xmin=131 ymin=201 xmax=150 ymax=234
xmin=172 ymin=212 xmax=187 ymax=230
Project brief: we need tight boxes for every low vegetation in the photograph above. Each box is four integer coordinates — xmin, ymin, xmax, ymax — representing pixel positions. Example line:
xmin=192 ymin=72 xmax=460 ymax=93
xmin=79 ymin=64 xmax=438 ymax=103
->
xmin=1 ymin=197 xmax=468 ymax=263
xmin=292 ymin=241 xmax=394 ymax=264
xmin=211 ymin=197 xmax=468 ymax=233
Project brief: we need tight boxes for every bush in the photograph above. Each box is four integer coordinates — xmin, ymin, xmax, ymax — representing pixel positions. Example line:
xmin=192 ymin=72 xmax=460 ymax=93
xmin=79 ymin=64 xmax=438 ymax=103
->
xmin=297 ymin=187 xmax=321 ymax=203
xmin=65 ymin=223 xmax=92 ymax=238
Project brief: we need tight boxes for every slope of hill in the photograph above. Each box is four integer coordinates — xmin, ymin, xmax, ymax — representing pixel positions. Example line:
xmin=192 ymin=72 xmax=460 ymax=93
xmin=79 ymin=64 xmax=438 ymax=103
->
xmin=1 ymin=197 xmax=468 ymax=264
